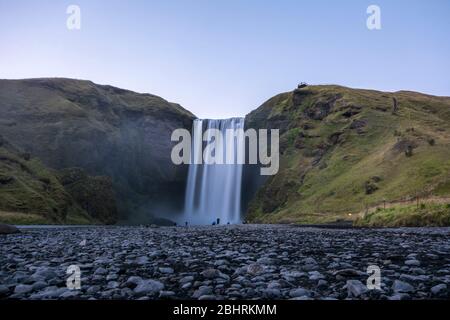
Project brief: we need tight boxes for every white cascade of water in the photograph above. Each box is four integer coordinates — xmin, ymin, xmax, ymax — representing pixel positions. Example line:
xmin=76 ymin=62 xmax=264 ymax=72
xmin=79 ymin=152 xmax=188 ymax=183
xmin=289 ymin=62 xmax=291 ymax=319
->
xmin=183 ymin=118 xmax=244 ymax=225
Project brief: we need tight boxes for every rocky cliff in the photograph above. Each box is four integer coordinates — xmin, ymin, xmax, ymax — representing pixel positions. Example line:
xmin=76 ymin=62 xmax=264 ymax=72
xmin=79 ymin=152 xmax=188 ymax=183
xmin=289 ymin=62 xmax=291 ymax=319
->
xmin=245 ymin=85 xmax=450 ymax=224
xmin=0 ymin=135 xmax=100 ymax=224
xmin=0 ymin=78 xmax=195 ymax=223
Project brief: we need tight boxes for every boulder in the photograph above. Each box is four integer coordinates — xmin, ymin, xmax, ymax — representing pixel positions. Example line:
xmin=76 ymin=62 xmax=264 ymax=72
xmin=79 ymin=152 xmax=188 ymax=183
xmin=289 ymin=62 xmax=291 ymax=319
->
xmin=133 ymin=279 xmax=164 ymax=296
xmin=0 ymin=224 xmax=20 ymax=235
xmin=392 ymin=280 xmax=414 ymax=293
xmin=346 ymin=280 xmax=368 ymax=298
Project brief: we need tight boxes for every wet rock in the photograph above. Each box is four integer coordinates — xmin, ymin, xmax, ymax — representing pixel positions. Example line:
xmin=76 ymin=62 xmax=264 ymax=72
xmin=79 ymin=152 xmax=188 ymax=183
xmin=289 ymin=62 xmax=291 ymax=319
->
xmin=281 ymin=270 xmax=305 ymax=279
xmin=30 ymin=287 xmax=68 ymax=299
xmin=405 ymin=260 xmax=421 ymax=267
xmin=198 ymin=294 xmax=216 ymax=300
xmin=106 ymin=274 xmax=118 ymax=281
xmin=159 ymin=267 xmax=174 ymax=274
xmin=389 ymin=293 xmax=411 ymax=300
xmin=126 ymin=276 xmax=143 ymax=288
xmin=430 ymin=284 xmax=447 ymax=296
xmin=14 ymin=284 xmax=33 ymax=295
xmin=214 ymin=259 xmax=228 ymax=267
xmin=262 ymin=288 xmax=281 ymax=299
xmin=201 ymin=269 xmax=219 ymax=279
xmin=133 ymin=280 xmax=164 ymax=296
xmin=246 ymin=264 xmax=265 ymax=276
xmin=32 ymin=281 xmax=48 ymax=291
xmin=392 ymin=280 xmax=414 ymax=293
xmin=257 ymin=257 xmax=274 ymax=265
xmin=346 ymin=280 xmax=368 ymax=298
xmin=289 ymin=288 xmax=310 ymax=298
xmin=94 ymin=267 xmax=108 ymax=275
xmin=333 ymin=269 xmax=361 ymax=278
xmin=87 ymin=285 xmax=101 ymax=294
xmin=136 ymin=256 xmax=150 ymax=265
xmin=217 ymin=272 xmax=230 ymax=282
xmin=107 ymin=281 xmax=120 ymax=289
xmin=0 ymin=285 xmax=10 ymax=296
xmin=181 ymin=283 xmax=192 ymax=290
xmin=192 ymin=286 xmax=212 ymax=299
xmin=303 ymin=257 xmax=318 ymax=265
xmin=265 ymin=281 xmax=279 ymax=289
xmin=290 ymin=296 xmax=313 ymax=300
xmin=317 ymin=280 xmax=328 ymax=289
xmin=179 ymin=276 xmax=194 ymax=284
xmin=60 ymin=290 xmax=80 ymax=299
xmin=31 ymin=267 xmax=57 ymax=281
xmin=399 ymin=274 xmax=429 ymax=282
xmin=309 ymin=271 xmax=325 ymax=281
xmin=159 ymin=290 xmax=175 ymax=298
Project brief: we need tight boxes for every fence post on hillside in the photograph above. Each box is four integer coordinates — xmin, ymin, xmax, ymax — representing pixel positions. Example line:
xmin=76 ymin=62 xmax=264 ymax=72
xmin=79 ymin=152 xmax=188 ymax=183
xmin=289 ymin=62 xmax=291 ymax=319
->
xmin=416 ymin=193 xmax=420 ymax=208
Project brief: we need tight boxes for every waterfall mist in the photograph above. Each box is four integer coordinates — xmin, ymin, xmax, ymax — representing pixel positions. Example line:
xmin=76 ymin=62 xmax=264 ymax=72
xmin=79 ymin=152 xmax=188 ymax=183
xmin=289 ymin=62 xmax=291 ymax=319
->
xmin=182 ymin=118 xmax=245 ymax=225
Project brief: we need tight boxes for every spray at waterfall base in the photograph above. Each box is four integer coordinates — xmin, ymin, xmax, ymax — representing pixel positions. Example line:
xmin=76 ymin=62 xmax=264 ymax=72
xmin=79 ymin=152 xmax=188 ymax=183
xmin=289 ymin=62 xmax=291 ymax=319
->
xmin=171 ymin=118 xmax=279 ymax=226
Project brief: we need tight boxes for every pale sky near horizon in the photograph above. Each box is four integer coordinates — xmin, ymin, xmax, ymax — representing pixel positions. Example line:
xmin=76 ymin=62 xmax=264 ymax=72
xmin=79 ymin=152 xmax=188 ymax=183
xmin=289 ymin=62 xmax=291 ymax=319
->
xmin=1 ymin=0 xmax=449 ymax=118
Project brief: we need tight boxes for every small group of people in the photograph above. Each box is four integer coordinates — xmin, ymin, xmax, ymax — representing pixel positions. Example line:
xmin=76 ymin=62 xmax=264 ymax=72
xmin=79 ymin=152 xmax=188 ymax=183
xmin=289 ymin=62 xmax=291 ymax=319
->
xmin=176 ymin=218 xmax=232 ymax=227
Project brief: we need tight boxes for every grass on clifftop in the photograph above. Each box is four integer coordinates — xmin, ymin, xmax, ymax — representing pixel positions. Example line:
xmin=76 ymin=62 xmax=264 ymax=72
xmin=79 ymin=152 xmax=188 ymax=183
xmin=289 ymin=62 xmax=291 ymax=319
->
xmin=0 ymin=211 xmax=50 ymax=224
xmin=0 ymin=210 xmax=93 ymax=225
xmin=354 ymin=203 xmax=450 ymax=227
xmin=246 ymin=85 xmax=450 ymax=226
xmin=0 ymin=136 xmax=95 ymax=225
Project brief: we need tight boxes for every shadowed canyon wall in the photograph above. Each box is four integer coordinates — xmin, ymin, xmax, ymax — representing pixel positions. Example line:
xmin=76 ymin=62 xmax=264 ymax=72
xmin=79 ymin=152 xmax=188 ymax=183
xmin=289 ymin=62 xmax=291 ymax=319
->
xmin=0 ymin=78 xmax=194 ymax=224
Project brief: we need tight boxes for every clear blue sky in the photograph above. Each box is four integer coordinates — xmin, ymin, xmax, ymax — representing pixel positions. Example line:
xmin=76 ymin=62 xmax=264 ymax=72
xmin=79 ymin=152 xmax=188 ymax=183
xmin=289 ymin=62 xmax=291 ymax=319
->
xmin=1 ymin=0 xmax=449 ymax=118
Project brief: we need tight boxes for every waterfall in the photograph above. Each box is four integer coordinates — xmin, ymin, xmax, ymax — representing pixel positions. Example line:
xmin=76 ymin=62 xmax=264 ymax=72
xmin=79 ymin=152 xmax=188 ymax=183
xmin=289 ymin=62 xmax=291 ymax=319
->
xmin=183 ymin=118 xmax=245 ymax=225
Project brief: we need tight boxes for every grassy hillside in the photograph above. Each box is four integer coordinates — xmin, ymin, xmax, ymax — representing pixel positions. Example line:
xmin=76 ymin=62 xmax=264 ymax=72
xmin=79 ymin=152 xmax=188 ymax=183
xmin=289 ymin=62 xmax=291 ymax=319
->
xmin=0 ymin=135 xmax=92 ymax=224
xmin=355 ymin=203 xmax=450 ymax=227
xmin=0 ymin=78 xmax=195 ymax=222
xmin=0 ymin=135 xmax=117 ymax=224
xmin=57 ymin=168 xmax=118 ymax=224
xmin=245 ymin=85 xmax=450 ymax=225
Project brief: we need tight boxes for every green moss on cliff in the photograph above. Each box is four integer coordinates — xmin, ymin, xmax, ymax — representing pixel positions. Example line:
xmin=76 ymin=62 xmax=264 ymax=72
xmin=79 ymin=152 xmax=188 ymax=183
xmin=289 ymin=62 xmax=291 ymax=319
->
xmin=245 ymin=85 xmax=450 ymax=225
xmin=0 ymin=135 xmax=89 ymax=223
xmin=0 ymin=135 xmax=116 ymax=225
xmin=57 ymin=168 xmax=118 ymax=224
xmin=354 ymin=203 xmax=450 ymax=227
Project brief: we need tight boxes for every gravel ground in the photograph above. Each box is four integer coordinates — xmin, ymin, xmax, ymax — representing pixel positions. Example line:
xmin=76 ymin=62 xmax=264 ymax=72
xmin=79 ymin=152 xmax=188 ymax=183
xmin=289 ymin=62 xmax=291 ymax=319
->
xmin=0 ymin=224 xmax=449 ymax=300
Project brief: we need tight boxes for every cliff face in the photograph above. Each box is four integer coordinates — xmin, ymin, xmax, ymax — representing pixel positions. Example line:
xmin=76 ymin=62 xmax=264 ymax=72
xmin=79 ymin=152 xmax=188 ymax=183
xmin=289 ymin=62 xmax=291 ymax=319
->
xmin=0 ymin=135 xmax=94 ymax=224
xmin=245 ymin=85 xmax=450 ymax=223
xmin=57 ymin=168 xmax=118 ymax=224
xmin=4 ymin=78 xmax=448 ymax=225
xmin=0 ymin=78 xmax=195 ymax=223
